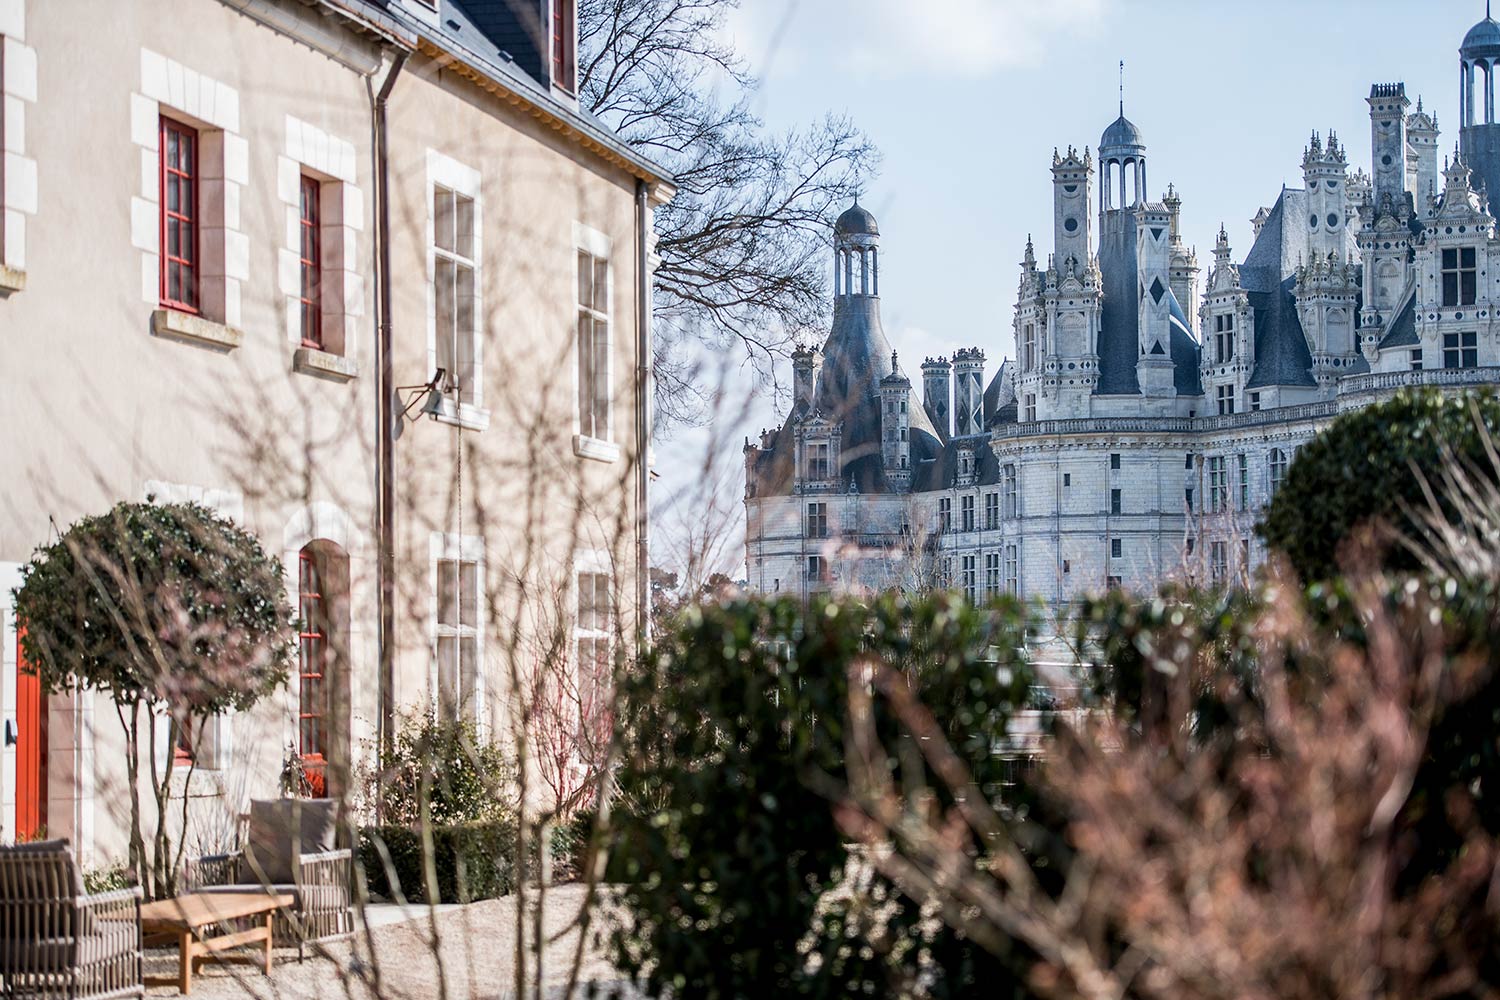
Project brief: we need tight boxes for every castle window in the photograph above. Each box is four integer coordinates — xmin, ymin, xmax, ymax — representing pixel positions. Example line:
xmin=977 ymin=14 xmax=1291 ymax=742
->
xmin=1185 ymin=487 xmax=1194 ymax=513
xmin=938 ymin=497 xmax=952 ymax=534
xmin=806 ymin=555 xmax=824 ymax=582
xmin=1213 ymin=314 xmax=1234 ymax=363
xmin=1110 ymin=488 xmax=1122 ymax=515
xmin=1208 ymin=456 xmax=1228 ymax=513
xmin=1002 ymin=465 xmax=1018 ymax=518
xmin=960 ymin=494 xmax=975 ymax=532
xmin=1410 ymin=349 xmax=1423 ymax=370
xmin=1249 ymin=392 xmax=1261 ymax=412
xmin=436 ymin=551 xmax=481 ymax=722
xmin=577 ymin=248 xmax=612 ymax=439
xmin=985 ymin=552 xmax=1000 ymax=596
xmin=1004 ymin=545 xmax=1019 ymax=594
xmin=1110 ymin=453 xmax=1121 ymax=470
xmin=1185 ymin=453 xmax=1194 ymax=469
xmin=806 ymin=502 xmax=828 ymax=539
xmin=1110 ymin=538 xmax=1122 ymax=559
xmin=807 ymin=441 xmax=830 ymax=480
xmin=1444 ymin=331 xmax=1478 ymax=368
xmin=1238 ymin=454 xmax=1250 ymax=509
xmin=961 ymin=555 xmax=977 ymax=602
xmin=984 ymin=491 xmax=999 ymax=530
xmin=1062 ymin=559 xmax=1071 ymax=574
xmin=1216 ymin=384 xmax=1235 ymax=416
xmin=159 ymin=117 xmax=200 ymax=312
xmin=298 ymin=175 xmax=324 ymax=350
xmin=1211 ymin=541 xmax=1228 ymax=583
xmin=1023 ymin=394 xmax=1037 ymax=422
xmin=1063 ymin=473 xmax=1071 ymax=489
xmin=1022 ymin=323 xmax=1037 ymax=370
xmin=1442 ymin=247 xmax=1477 ymax=307
xmin=1268 ymin=448 xmax=1288 ymax=495
xmin=1107 ymin=575 xmax=1123 ymax=590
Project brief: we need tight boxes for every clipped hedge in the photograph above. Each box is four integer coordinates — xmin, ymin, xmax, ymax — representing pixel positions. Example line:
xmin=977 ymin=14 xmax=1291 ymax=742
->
xmin=358 ymin=822 xmax=515 ymax=903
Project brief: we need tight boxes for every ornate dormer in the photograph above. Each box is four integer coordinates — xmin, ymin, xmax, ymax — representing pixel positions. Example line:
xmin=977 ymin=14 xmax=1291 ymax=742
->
xmin=1200 ymin=224 xmax=1252 ymax=411
xmin=1295 ymin=249 xmax=1361 ymax=391
xmin=1303 ymin=128 xmax=1350 ymax=263
xmin=1407 ymin=96 xmax=1441 ymax=211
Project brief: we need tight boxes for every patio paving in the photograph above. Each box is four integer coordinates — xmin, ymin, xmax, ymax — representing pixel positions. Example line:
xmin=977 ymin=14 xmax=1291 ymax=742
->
xmin=143 ymin=884 xmax=644 ymax=1000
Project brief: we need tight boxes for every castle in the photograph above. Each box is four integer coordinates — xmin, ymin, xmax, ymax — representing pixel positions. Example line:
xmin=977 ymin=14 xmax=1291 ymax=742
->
xmin=744 ymin=11 xmax=1500 ymax=611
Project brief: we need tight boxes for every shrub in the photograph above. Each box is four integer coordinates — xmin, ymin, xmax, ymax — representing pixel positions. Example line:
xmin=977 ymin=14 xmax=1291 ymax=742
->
xmin=359 ymin=713 xmax=514 ymax=826
xmin=606 ymin=593 xmax=1038 ymax=999
xmin=359 ymin=821 xmax=515 ymax=903
xmin=1259 ymin=387 xmax=1500 ymax=582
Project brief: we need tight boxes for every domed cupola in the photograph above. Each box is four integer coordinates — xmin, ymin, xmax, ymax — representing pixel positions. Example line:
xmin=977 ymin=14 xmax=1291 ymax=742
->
xmin=1460 ymin=3 xmax=1500 ymax=214
xmin=1100 ymin=114 xmax=1144 ymax=153
xmin=1463 ymin=7 xmax=1500 ymax=60
xmin=1099 ymin=108 xmax=1147 ymax=213
xmin=833 ymin=199 xmax=880 ymax=298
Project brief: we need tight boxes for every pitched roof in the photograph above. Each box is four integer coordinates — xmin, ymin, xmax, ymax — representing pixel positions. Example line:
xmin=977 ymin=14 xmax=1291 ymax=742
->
xmin=1379 ymin=289 xmax=1420 ymax=348
xmin=1168 ymin=289 xmax=1203 ymax=396
xmin=1097 ymin=214 xmax=1142 ymax=395
xmin=1240 ymin=190 xmax=1317 ymax=389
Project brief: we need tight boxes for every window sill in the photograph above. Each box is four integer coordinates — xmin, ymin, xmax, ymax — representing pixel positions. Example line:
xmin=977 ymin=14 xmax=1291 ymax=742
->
xmin=0 ymin=265 xmax=25 ymax=296
xmin=430 ymin=395 xmax=490 ymax=431
xmin=293 ymin=347 xmax=359 ymax=382
xmin=151 ymin=308 xmax=243 ymax=352
xmin=574 ymin=435 xmax=619 ymax=463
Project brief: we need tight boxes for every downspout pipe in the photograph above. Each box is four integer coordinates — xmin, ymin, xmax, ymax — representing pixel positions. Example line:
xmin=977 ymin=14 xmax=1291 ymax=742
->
xmin=374 ymin=48 xmax=407 ymax=778
xmin=635 ymin=180 xmax=652 ymax=647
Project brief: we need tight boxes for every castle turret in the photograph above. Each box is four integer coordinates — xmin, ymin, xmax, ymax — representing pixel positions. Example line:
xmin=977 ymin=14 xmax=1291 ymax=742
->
xmin=921 ymin=356 xmax=952 ymax=438
xmin=951 ymin=347 xmax=986 ymax=436
xmin=1369 ymin=83 xmax=1412 ymax=214
xmin=1052 ymin=145 xmax=1093 ymax=271
xmin=791 ymin=344 xmax=821 ymax=410
xmin=1164 ymin=184 xmax=1199 ymax=322
xmin=1135 ymin=199 xmax=1176 ymax=397
xmin=1407 ymin=98 xmax=1441 ymax=210
xmin=879 ymin=352 xmax=913 ymax=491
xmin=1303 ymin=130 xmax=1350 ymax=262
xmin=1097 ymin=108 xmax=1148 ymax=396
xmin=1460 ymin=10 xmax=1500 ymax=213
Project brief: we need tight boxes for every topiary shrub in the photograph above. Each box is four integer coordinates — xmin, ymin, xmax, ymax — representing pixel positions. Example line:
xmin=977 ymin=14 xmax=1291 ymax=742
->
xmin=358 ymin=713 xmax=514 ymax=826
xmin=359 ymin=821 xmax=516 ymax=903
xmin=1259 ymin=387 xmax=1500 ymax=582
xmin=13 ymin=500 xmax=294 ymax=898
xmin=606 ymin=592 xmax=1039 ymax=999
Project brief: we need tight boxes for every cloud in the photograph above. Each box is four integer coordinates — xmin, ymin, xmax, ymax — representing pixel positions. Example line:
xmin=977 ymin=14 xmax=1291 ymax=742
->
xmin=731 ymin=0 xmax=1114 ymax=83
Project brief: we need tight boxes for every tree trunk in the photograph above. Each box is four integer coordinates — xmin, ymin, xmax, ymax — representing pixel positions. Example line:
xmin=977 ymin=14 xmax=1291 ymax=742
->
xmin=120 ymin=701 xmax=149 ymax=897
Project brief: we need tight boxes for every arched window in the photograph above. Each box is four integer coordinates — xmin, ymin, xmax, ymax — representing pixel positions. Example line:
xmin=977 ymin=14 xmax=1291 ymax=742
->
xmin=298 ymin=541 xmax=349 ymax=798
xmin=1268 ymin=448 xmax=1288 ymax=496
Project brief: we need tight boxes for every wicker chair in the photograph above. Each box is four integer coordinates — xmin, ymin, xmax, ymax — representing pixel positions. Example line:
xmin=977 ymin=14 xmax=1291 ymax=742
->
xmin=184 ymin=799 xmax=352 ymax=960
xmin=0 ymin=839 xmax=143 ymax=1000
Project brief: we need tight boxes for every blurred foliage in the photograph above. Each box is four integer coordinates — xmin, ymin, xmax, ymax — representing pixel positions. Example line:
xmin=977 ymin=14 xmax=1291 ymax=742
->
xmin=1259 ymin=388 xmax=1500 ymax=582
xmin=359 ymin=821 xmax=515 ymax=904
xmin=359 ymin=713 xmax=514 ymax=827
xmin=606 ymin=592 xmax=1041 ymax=999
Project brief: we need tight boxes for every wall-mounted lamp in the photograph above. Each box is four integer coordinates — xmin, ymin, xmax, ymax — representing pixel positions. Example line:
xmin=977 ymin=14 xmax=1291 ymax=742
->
xmin=397 ymin=368 xmax=447 ymax=422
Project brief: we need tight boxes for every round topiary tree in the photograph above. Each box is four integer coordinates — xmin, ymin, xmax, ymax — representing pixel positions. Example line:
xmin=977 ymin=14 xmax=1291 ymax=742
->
xmin=1259 ymin=387 xmax=1500 ymax=582
xmin=13 ymin=500 xmax=295 ymax=898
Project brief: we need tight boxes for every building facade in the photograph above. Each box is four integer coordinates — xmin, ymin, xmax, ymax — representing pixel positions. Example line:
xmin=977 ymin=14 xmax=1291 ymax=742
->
xmin=745 ymin=12 xmax=1500 ymax=620
xmin=0 ymin=0 xmax=671 ymax=861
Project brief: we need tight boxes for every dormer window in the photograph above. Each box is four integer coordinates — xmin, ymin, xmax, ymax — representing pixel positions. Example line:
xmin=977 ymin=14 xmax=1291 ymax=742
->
xmin=551 ymin=0 xmax=576 ymax=93
xmin=1442 ymin=247 xmax=1477 ymax=307
xmin=806 ymin=441 xmax=830 ymax=480
xmin=1213 ymin=313 xmax=1234 ymax=363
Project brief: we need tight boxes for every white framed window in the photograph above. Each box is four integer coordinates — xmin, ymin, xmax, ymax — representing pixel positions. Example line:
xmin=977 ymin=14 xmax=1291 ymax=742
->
xmin=961 ymin=554 xmax=977 ymax=602
xmin=1268 ymin=448 xmax=1288 ymax=495
xmin=1216 ymin=384 xmax=1235 ymax=416
xmin=1002 ymin=464 xmax=1018 ymax=518
xmin=426 ymin=151 xmax=485 ymax=427
xmin=1208 ymin=456 xmax=1228 ymax=513
xmin=1237 ymin=453 xmax=1250 ymax=510
xmin=577 ymin=247 xmax=611 ymax=443
xmin=1004 ymin=544 xmax=1019 ymax=594
xmin=938 ymin=497 xmax=952 ymax=533
xmin=1211 ymin=540 xmax=1228 ymax=583
xmin=431 ymin=533 xmax=485 ymax=722
xmin=984 ymin=551 xmax=1000 ymax=595
xmin=807 ymin=501 xmax=828 ymax=539
xmin=574 ymin=561 xmax=614 ymax=727
xmin=984 ymin=492 xmax=999 ymax=530
xmin=806 ymin=441 xmax=830 ymax=481
xmin=960 ymin=494 xmax=975 ymax=532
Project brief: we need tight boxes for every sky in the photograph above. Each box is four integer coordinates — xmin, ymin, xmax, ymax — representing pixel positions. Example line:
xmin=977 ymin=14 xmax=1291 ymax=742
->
xmin=652 ymin=0 xmax=1489 ymax=582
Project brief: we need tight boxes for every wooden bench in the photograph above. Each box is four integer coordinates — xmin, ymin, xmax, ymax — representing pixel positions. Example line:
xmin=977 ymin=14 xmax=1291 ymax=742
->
xmin=140 ymin=890 xmax=294 ymax=994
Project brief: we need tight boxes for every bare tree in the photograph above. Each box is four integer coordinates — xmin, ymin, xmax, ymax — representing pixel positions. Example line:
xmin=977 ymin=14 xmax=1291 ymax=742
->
xmin=579 ymin=0 xmax=879 ymax=428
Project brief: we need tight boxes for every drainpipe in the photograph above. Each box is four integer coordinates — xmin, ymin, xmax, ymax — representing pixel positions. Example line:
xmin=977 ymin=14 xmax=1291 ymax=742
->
xmin=374 ymin=49 xmax=407 ymax=774
xmin=635 ymin=180 xmax=652 ymax=646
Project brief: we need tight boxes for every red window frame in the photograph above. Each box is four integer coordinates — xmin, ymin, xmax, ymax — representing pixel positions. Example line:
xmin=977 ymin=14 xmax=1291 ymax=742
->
xmin=552 ymin=0 xmax=575 ymax=92
xmin=298 ymin=549 xmax=330 ymax=796
xmin=159 ymin=117 xmax=200 ymax=312
xmin=299 ymin=175 xmax=323 ymax=349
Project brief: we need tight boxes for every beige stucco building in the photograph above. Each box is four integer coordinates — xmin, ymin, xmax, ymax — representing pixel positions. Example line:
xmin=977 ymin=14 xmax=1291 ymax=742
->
xmin=0 ymin=0 xmax=670 ymax=863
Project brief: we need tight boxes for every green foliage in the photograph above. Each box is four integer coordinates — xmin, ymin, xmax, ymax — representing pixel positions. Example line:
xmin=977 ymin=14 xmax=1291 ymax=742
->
xmin=358 ymin=821 xmax=516 ymax=903
xmin=607 ymin=592 xmax=1038 ymax=999
xmin=1259 ymin=388 xmax=1500 ymax=582
xmin=362 ymin=713 xmax=514 ymax=827
xmin=82 ymin=863 xmax=131 ymax=895
xmin=13 ymin=500 xmax=294 ymax=710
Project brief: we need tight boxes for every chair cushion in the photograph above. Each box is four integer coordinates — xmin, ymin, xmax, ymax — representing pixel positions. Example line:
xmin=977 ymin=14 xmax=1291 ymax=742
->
xmin=238 ymin=799 xmax=338 ymax=885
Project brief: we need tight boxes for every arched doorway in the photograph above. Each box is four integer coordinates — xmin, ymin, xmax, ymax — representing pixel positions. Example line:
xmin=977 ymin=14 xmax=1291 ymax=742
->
xmin=15 ymin=628 xmax=46 ymax=841
xmin=297 ymin=542 xmax=349 ymax=798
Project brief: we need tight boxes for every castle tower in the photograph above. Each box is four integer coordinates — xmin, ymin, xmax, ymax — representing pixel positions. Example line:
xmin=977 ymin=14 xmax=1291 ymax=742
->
xmin=1164 ymin=184 xmax=1199 ymax=320
xmin=1460 ymin=10 xmax=1500 ymax=213
xmin=951 ymin=347 xmax=986 ymax=436
xmin=1406 ymin=98 xmax=1441 ymax=210
xmin=791 ymin=344 xmax=821 ymax=410
xmin=1097 ymin=109 xmax=1148 ymax=396
xmin=879 ymin=352 xmax=912 ymax=491
xmin=921 ymin=356 xmax=952 ymax=438
xmin=1052 ymin=146 xmax=1094 ymax=271
xmin=1199 ymin=225 xmax=1252 ymax=413
xmin=1303 ymin=130 xmax=1350 ymax=262
xmin=833 ymin=200 xmax=880 ymax=299
xmin=1368 ymin=83 xmax=1411 ymax=214
xmin=1135 ymin=199 xmax=1177 ymax=397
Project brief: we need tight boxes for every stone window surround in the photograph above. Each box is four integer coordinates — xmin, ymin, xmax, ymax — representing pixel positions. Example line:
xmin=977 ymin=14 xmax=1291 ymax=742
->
xmin=425 ymin=150 xmax=488 ymax=430
xmin=132 ymin=49 xmax=248 ymax=346
xmin=428 ymin=531 xmax=487 ymax=728
xmin=573 ymin=220 xmax=617 ymax=462
xmin=1 ymin=0 xmax=36 ymax=293
xmin=279 ymin=115 xmax=364 ymax=381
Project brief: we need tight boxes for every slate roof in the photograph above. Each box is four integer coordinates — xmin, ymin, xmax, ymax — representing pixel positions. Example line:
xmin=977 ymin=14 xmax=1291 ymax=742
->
xmin=1379 ymin=290 xmax=1420 ymax=348
xmin=983 ymin=360 xmax=1019 ymax=427
xmin=835 ymin=203 xmax=880 ymax=236
xmin=1464 ymin=16 xmax=1500 ymax=57
xmin=1167 ymin=289 xmax=1204 ymax=396
xmin=1241 ymin=190 xmax=1318 ymax=389
xmin=1101 ymin=114 xmax=1145 ymax=150
xmin=1096 ymin=214 xmax=1142 ymax=394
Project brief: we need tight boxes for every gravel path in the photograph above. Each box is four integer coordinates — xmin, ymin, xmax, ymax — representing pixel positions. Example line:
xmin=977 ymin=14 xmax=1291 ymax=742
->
xmin=144 ymin=885 xmax=646 ymax=1000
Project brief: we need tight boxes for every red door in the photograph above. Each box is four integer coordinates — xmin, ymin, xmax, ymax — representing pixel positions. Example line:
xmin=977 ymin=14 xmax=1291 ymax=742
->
xmin=15 ymin=628 xmax=46 ymax=841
